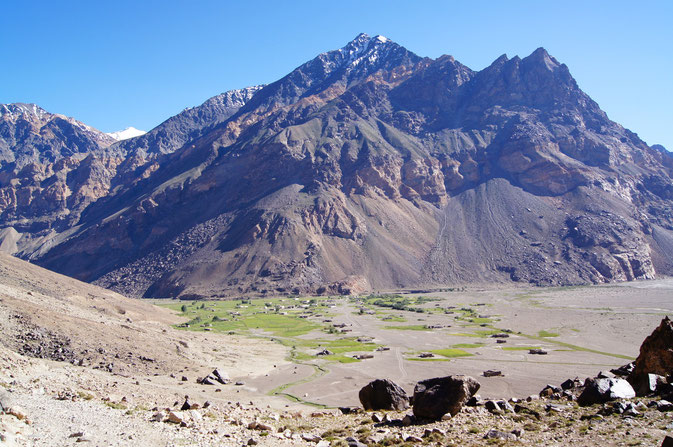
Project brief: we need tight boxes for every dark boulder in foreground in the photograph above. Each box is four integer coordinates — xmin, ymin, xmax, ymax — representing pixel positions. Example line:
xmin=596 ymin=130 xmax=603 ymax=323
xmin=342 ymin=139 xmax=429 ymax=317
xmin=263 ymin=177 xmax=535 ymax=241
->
xmin=412 ymin=375 xmax=480 ymax=420
xmin=629 ymin=317 xmax=673 ymax=395
xmin=358 ymin=379 xmax=409 ymax=411
xmin=578 ymin=378 xmax=635 ymax=406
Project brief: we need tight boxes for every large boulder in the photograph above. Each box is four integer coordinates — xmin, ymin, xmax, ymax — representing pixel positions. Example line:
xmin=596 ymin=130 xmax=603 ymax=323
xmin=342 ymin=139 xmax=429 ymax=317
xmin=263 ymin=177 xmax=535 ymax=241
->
xmin=577 ymin=378 xmax=635 ymax=406
xmin=412 ymin=375 xmax=480 ymax=420
xmin=358 ymin=379 xmax=409 ymax=411
xmin=629 ymin=317 xmax=673 ymax=395
xmin=199 ymin=368 xmax=230 ymax=385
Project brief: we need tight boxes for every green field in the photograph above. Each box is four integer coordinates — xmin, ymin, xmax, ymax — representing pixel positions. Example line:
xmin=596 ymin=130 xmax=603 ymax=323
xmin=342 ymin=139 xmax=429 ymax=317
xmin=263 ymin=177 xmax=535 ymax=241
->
xmin=161 ymin=297 xmax=379 ymax=364
xmin=430 ymin=348 xmax=473 ymax=358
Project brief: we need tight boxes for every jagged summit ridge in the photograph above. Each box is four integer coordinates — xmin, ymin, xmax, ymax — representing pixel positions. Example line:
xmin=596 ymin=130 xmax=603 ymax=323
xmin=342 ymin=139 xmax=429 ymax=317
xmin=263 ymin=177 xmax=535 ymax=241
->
xmin=312 ymin=32 xmax=418 ymax=80
xmin=0 ymin=103 xmax=50 ymax=120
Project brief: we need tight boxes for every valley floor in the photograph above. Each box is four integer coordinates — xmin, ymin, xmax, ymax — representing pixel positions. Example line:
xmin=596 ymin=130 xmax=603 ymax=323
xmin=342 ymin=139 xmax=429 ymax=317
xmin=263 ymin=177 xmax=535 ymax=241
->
xmin=1 ymin=251 xmax=672 ymax=446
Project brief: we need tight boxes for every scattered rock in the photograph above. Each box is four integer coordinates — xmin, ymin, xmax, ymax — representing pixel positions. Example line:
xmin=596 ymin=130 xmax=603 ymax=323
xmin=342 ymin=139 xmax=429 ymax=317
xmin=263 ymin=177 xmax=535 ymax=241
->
xmin=656 ymin=400 xmax=673 ymax=412
xmin=412 ymin=375 xmax=480 ymax=420
xmin=539 ymin=384 xmax=562 ymax=397
xmin=561 ymin=378 xmax=582 ymax=390
xmin=423 ymin=428 xmax=446 ymax=437
xmin=483 ymin=370 xmax=502 ymax=377
xmin=466 ymin=395 xmax=482 ymax=406
xmin=578 ymin=378 xmax=636 ymax=406
xmin=316 ymin=349 xmax=333 ymax=356
xmin=401 ymin=414 xmax=414 ymax=426
xmin=75 ymin=433 xmax=92 ymax=443
xmin=661 ymin=435 xmax=673 ymax=447
xmin=358 ymin=379 xmax=410 ymax=411
xmin=611 ymin=363 xmax=635 ymax=377
xmin=345 ymin=436 xmax=367 ymax=447
xmin=546 ymin=403 xmax=571 ymax=413
xmin=512 ymin=428 xmax=525 ymax=438
xmin=633 ymin=373 xmax=668 ymax=396
xmin=167 ymin=411 xmax=185 ymax=424
xmin=484 ymin=429 xmax=517 ymax=440
xmin=6 ymin=406 xmax=27 ymax=421
xmin=529 ymin=349 xmax=548 ymax=355
xmin=402 ymin=433 xmax=423 ymax=442
xmin=301 ymin=433 xmax=322 ymax=442
xmin=199 ymin=368 xmax=230 ymax=385
xmin=151 ymin=411 xmax=167 ymax=422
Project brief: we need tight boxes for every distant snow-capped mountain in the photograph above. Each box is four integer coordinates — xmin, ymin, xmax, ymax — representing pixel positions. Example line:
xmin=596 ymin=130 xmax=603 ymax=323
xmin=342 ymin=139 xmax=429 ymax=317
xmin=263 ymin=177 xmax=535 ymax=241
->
xmin=107 ymin=127 xmax=146 ymax=141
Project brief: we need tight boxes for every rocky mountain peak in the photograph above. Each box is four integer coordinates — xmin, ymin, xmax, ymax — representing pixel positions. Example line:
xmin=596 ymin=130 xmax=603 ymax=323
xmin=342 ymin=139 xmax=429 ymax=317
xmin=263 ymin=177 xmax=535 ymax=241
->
xmin=187 ymin=85 xmax=265 ymax=114
xmin=321 ymin=32 xmax=417 ymax=78
xmin=239 ymin=34 xmax=422 ymax=114
xmin=0 ymin=103 xmax=115 ymax=171
xmin=0 ymin=103 xmax=50 ymax=121
xmin=525 ymin=47 xmax=561 ymax=71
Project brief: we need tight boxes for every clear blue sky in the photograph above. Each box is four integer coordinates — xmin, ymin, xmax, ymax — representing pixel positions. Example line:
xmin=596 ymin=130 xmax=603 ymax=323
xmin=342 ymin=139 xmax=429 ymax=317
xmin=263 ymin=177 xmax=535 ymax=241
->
xmin=1 ymin=0 xmax=671 ymax=149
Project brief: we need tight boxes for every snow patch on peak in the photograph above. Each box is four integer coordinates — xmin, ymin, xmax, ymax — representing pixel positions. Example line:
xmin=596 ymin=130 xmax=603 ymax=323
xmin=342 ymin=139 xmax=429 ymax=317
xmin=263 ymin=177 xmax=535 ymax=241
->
xmin=374 ymin=35 xmax=389 ymax=43
xmin=107 ymin=127 xmax=147 ymax=141
xmin=1 ymin=103 xmax=49 ymax=120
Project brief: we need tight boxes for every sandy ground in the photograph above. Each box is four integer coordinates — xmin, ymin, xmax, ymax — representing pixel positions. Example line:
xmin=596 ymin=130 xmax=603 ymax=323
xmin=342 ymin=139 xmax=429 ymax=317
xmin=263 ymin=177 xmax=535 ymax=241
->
xmin=246 ymin=280 xmax=673 ymax=407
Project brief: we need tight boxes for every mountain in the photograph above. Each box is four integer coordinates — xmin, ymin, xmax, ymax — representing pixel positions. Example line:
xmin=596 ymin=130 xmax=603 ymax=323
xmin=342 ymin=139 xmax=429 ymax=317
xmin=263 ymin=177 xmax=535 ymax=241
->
xmin=3 ymin=34 xmax=673 ymax=298
xmin=113 ymin=85 xmax=264 ymax=157
xmin=107 ymin=126 xmax=147 ymax=141
xmin=0 ymin=103 xmax=115 ymax=170
xmin=652 ymin=144 xmax=671 ymax=155
xmin=0 ymin=86 xmax=263 ymax=246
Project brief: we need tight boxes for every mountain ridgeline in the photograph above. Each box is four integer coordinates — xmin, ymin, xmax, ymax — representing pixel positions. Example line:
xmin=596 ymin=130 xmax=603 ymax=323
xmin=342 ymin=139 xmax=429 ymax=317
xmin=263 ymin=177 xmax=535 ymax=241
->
xmin=1 ymin=34 xmax=672 ymax=298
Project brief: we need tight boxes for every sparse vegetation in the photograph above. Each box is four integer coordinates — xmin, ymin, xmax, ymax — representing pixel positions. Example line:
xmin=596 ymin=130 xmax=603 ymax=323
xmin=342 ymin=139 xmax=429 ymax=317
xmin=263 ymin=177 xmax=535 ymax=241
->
xmin=430 ymin=348 xmax=473 ymax=358
xmin=537 ymin=330 xmax=560 ymax=338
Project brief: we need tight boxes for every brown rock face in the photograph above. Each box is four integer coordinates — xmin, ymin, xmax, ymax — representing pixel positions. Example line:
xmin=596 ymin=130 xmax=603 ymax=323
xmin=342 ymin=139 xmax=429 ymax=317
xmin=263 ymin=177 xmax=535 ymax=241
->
xmin=358 ymin=379 xmax=409 ymax=411
xmin=629 ymin=317 xmax=673 ymax=394
xmin=412 ymin=375 xmax=480 ymax=420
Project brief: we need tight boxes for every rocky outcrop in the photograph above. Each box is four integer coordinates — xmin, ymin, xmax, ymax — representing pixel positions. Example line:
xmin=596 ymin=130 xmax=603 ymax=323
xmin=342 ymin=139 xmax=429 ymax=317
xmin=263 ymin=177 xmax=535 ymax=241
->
xmin=629 ymin=317 xmax=673 ymax=395
xmin=412 ymin=375 xmax=480 ymax=420
xmin=577 ymin=378 xmax=636 ymax=406
xmin=358 ymin=379 xmax=409 ymax=411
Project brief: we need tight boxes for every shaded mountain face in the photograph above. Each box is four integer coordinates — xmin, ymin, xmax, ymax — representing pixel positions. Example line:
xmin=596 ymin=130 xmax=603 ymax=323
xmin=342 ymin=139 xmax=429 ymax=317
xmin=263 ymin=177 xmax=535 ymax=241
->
xmin=2 ymin=34 xmax=673 ymax=298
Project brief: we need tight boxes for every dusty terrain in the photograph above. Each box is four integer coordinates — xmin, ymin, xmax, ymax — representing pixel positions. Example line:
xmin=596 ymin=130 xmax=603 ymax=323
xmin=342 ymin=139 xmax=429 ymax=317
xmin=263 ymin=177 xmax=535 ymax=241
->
xmin=238 ymin=281 xmax=673 ymax=408
xmin=2 ymin=252 xmax=673 ymax=446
